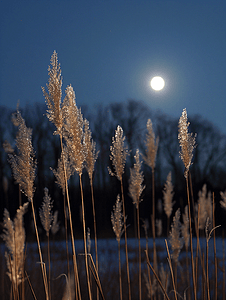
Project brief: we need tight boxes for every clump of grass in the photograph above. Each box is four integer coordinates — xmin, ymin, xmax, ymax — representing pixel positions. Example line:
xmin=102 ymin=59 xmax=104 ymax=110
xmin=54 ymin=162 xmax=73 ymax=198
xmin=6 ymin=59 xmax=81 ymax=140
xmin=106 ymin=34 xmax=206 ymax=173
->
xmin=2 ymin=53 xmax=226 ymax=300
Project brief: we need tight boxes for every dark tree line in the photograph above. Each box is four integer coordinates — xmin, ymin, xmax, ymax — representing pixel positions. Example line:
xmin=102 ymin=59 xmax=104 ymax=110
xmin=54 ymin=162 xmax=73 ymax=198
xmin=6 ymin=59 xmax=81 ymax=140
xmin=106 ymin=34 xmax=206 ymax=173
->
xmin=1 ymin=99 xmax=226 ymax=238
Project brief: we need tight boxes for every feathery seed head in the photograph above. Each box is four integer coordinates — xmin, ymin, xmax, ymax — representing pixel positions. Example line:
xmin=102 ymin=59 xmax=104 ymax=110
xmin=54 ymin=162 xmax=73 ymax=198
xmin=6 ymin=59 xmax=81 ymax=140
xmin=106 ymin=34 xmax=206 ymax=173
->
xmin=84 ymin=119 xmax=99 ymax=180
xmin=2 ymin=202 xmax=29 ymax=286
xmin=63 ymin=85 xmax=86 ymax=176
xmin=111 ymin=195 xmax=125 ymax=243
xmin=108 ymin=125 xmax=129 ymax=181
xmin=181 ymin=205 xmax=189 ymax=250
xmin=8 ymin=110 xmax=36 ymax=201
xmin=169 ymin=208 xmax=183 ymax=263
xmin=51 ymin=211 xmax=60 ymax=235
xmin=197 ymin=184 xmax=212 ymax=230
xmin=163 ymin=172 xmax=175 ymax=219
xmin=39 ymin=187 xmax=54 ymax=236
xmin=178 ymin=109 xmax=196 ymax=178
xmin=143 ymin=118 xmax=159 ymax=170
xmin=129 ymin=149 xmax=145 ymax=209
xmin=42 ymin=51 xmax=63 ymax=135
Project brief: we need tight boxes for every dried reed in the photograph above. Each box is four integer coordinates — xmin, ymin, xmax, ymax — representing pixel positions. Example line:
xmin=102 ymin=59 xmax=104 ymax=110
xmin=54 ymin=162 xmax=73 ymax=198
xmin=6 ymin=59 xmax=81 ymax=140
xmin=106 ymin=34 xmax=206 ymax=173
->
xmin=178 ymin=108 xmax=197 ymax=300
xmin=143 ymin=118 xmax=159 ymax=273
xmin=108 ymin=125 xmax=131 ymax=300
xmin=129 ymin=149 xmax=145 ymax=300
xmin=111 ymin=194 xmax=125 ymax=300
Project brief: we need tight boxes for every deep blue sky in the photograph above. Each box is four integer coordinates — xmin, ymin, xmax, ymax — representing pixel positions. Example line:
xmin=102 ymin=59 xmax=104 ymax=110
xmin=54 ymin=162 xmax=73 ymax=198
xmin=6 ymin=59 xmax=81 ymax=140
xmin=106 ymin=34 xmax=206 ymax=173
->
xmin=1 ymin=0 xmax=226 ymax=133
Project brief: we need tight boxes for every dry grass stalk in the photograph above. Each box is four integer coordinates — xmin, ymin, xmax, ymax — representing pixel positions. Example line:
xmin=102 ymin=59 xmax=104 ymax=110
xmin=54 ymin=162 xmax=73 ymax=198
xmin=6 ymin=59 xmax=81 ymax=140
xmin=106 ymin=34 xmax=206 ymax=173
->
xmin=205 ymin=218 xmax=221 ymax=300
xmin=145 ymin=250 xmax=170 ymax=300
xmin=181 ymin=205 xmax=190 ymax=299
xmin=2 ymin=202 xmax=28 ymax=294
xmin=165 ymin=240 xmax=178 ymax=300
xmin=84 ymin=118 xmax=99 ymax=300
xmin=129 ymin=149 xmax=145 ymax=300
xmin=62 ymin=84 xmax=92 ymax=300
xmin=143 ymin=119 xmax=159 ymax=274
xmin=111 ymin=195 xmax=125 ymax=300
xmin=43 ymin=52 xmax=81 ymax=300
xmin=108 ymin=125 xmax=131 ymax=300
xmin=178 ymin=108 xmax=197 ymax=300
xmin=39 ymin=187 xmax=54 ymax=299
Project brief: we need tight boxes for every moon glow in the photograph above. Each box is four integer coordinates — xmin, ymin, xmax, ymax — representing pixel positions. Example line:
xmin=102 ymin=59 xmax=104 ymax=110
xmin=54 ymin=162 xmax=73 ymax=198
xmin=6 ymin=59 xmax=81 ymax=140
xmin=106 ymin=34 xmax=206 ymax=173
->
xmin=150 ymin=76 xmax=165 ymax=91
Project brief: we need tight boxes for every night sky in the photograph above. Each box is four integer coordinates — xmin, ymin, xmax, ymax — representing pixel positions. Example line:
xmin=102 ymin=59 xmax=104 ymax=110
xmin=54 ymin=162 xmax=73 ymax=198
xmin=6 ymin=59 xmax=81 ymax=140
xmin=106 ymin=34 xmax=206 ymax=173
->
xmin=1 ymin=0 xmax=226 ymax=133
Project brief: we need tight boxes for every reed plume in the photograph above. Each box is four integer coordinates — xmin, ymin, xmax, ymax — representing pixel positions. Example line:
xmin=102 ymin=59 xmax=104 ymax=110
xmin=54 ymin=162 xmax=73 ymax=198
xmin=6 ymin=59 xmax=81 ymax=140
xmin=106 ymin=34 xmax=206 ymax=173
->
xmin=178 ymin=108 xmax=196 ymax=179
xmin=2 ymin=202 xmax=28 ymax=290
xmin=84 ymin=118 xmax=99 ymax=180
xmin=129 ymin=149 xmax=145 ymax=300
xmin=181 ymin=205 xmax=189 ymax=251
xmin=163 ymin=172 xmax=175 ymax=236
xmin=143 ymin=119 xmax=159 ymax=171
xmin=169 ymin=208 xmax=183 ymax=290
xmin=39 ymin=187 xmax=54 ymax=299
xmin=111 ymin=194 xmax=125 ymax=300
xmin=111 ymin=194 xmax=125 ymax=243
xmin=108 ymin=125 xmax=129 ymax=181
xmin=42 ymin=50 xmax=63 ymax=135
xmin=63 ymin=85 xmax=85 ymax=176
xmin=39 ymin=187 xmax=54 ymax=237
xmin=169 ymin=208 xmax=183 ymax=264
xmin=51 ymin=211 xmax=60 ymax=235
xmin=8 ymin=109 xmax=36 ymax=202
xmin=197 ymin=184 xmax=212 ymax=230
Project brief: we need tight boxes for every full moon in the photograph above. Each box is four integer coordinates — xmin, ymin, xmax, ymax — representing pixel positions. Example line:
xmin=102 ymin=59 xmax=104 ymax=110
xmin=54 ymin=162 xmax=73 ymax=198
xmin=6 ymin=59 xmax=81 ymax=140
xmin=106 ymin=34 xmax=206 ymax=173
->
xmin=150 ymin=76 xmax=165 ymax=91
